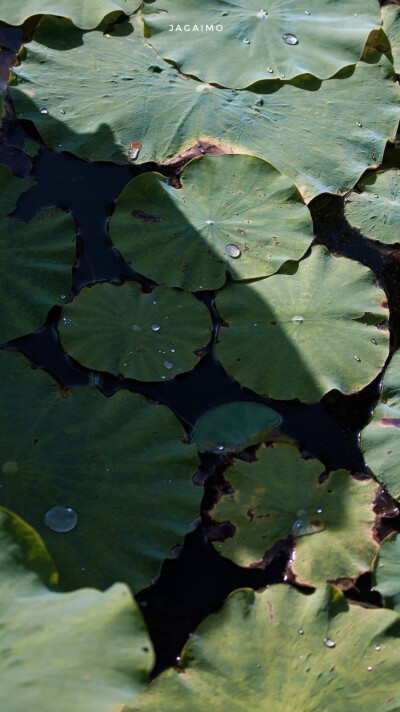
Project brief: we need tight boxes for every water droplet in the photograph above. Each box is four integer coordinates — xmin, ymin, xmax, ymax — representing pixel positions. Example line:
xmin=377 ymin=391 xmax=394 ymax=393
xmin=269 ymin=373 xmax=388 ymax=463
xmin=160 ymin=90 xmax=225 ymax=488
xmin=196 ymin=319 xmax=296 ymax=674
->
xmin=356 ymin=121 xmax=362 ymax=127
xmin=226 ymin=244 xmax=241 ymax=258
xmin=367 ymin=666 xmax=373 ymax=671
xmin=267 ymin=67 xmax=273 ymax=73
xmin=316 ymin=508 xmax=322 ymax=514
xmin=253 ymin=323 xmax=258 ymax=327
xmin=280 ymin=73 xmax=285 ymax=78
xmin=2 ymin=461 xmax=18 ymax=475
xmin=256 ymin=662 xmax=261 ymax=668
xmin=323 ymin=638 xmax=336 ymax=648
xmin=206 ymin=219 xmax=215 ymax=225
xmin=354 ymin=356 xmax=361 ymax=362
xmin=151 ymin=323 xmax=160 ymax=332
xmin=256 ymin=9 xmax=268 ymax=18
xmin=196 ymin=84 xmax=213 ymax=93
xmin=44 ymin=506 xmax=78 ymax=533
xmin=217 ymin=445 xmax=224 ymax=451
xmin=292 ymin=315 xmax=304 ymax=325
xmin=164 ymin=360 xmax=173 ymax=370
xmin=283 ymin=33 xmax=298 ymax=45
xmin=60 ymin=109 xmax=66 ymax=114
xmin=305 ymin=10 xmax=310 ymax=15
xmin=292 ymin=515 xmax=325 ymax=537
xmin=39 ymin=107 xmax=48 ymax=114
xmin=371 ymin=338 xmax=377 ymax=345
xmin=375 ymin=645 xmax=381 ymax=651
xmin=60 ymin=294 xmax=66 ymax=300
xmin=243 ymin=38 xmax=251 ymax=44
xmin=298 ymin=628 xmax=304 ymax=635
xmin=132 ymin=324 xmax=141 ymax=332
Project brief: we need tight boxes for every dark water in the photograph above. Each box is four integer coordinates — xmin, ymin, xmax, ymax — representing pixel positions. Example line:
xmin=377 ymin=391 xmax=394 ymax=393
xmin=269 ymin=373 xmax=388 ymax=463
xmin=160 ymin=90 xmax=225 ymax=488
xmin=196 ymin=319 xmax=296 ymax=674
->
xmin=1 ymin=22 xmax=400 ymax=674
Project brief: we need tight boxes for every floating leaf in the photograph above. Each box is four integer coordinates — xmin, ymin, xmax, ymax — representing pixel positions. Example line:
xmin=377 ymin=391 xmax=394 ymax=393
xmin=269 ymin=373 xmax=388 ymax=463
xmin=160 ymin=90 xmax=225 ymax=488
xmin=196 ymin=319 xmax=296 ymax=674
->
xmin=0 ymin=507 xmax=153 ymax=712
xmin=0 ymin=0 xmax=141 ymax=29
xmin=0 ymin=351 xmax=201 ymax=592
xmin=142 ymin=0 xmax=380 ymax=88
xmin=110 ymin=155 xmax=313 ymax=290
xmin=383 ymin=4 xmax=400 ymax=73
xmin=216 ymin=245 xmax=389 ymax=402
xmin=210 ymin=443 xmax=377 ymax=586
xmin=362 ymin=351 xmax=400 ymax=500
xmin=9 ymin=17 xmax=399 ymax=201
xmin=373 ymin=533 xmax=400 ymax=613
xmin=193 ymin=401 xmax=281 ymax=454
xmin=0 ymin=163 xmax=76 ymax=343
xmin=345 ymin=169 xmax=400 ymax=245
xmin=58 ymin=282 xmax=211 ymax=380
xmin=128 ymin=584 xmax=400 ymax=712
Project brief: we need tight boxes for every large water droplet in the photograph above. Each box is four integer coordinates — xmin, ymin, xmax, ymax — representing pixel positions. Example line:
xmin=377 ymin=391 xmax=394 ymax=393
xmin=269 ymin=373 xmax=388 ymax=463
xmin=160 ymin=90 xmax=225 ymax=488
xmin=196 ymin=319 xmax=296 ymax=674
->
xmin=292 ymin=515 xmax=325 ymax=537
xmin=2 ymin=461 xmax=18 ymax=475
xmin=283 ymin=33 xmax=298 ymax=45
xmin=292 ymin=315 xmax=304 ymax=325
xmin=226 ymin=244 xmax=241 ymax=258
xmin=323 ymin=638 xmax=336 ymax=648
xmin=44 ymin=506 xmax=78 ymax=533
xmin=151 ymin=323 xmax=161 ymax=332
xmin=39 ymin=107 xmax=48 ymax=114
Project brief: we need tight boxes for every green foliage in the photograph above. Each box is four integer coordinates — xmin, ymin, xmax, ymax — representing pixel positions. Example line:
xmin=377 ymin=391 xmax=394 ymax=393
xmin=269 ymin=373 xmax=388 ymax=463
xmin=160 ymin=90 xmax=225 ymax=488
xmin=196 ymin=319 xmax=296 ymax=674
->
xmin=0 ymin=350 xmax=201 ymax=592
xmin=9 ymin=17 xmax=398 ymax=200
xmin=373 ymin=533 xmax=400 ymax=613
xmin=0 ymin=0 xmax=141 ymax=29
xmin=128 ymin=585 xmax=400 ymax=712
xmin=345 ymin=169 xmax=400 ymax=244
xmin=193 ymin=401 xmax=281 ymax=454
xmin=110 ymin=155 xmax=313 ymax=290
xmin=143 ymin=0 xmax=380 ymax=87
xmin=216 ymin=245 xmax=389 ymax=402
xmin=0 ymin=507 xmax=154 ymax=712
xmin=210 ymin=443 xmax=378 ymax=586
xmin=383 ymin=4 xmax=400 ymax=73
xmin=0 ymin=163 xmax=76 ymax=343
xmin=58 ymin=282 xmax=211 ymax=380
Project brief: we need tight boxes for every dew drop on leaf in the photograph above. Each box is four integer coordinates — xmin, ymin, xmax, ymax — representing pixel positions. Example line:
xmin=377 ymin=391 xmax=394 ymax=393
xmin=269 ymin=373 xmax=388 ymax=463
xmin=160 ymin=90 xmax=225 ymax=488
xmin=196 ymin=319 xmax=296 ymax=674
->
xmin=151 ymin=323 xmax=161 ymax=332
xmin=292 ymin=515 xmax=325 ymax=537
xmin=226 ymin=244 xmax=241 ymax=258
xmin=283 ymin=34 xmax=298 ymax=45
xmin=44 ymin=506 xmax=78 ymax=533
xmin=323 ymin=638 xmax=336 ymax=648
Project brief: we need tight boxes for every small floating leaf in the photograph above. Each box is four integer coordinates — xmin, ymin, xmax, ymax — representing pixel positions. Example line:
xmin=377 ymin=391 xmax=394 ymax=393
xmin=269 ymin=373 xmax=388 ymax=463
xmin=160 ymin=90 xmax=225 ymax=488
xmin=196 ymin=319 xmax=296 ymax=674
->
xmin=193 ymin=401 xmax=281 ymax=454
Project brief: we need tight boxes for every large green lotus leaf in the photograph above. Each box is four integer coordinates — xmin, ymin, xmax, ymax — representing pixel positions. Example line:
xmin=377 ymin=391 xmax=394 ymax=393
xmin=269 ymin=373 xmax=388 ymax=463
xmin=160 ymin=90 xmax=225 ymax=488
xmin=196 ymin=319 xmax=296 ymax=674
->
xmin=210 ymin=443 xmax=377 ymax=586
xmin=216 ymin=245 xmax=389 ymax=402
xmin=127 ymin=584 xmax=400 ymax=712
xmin=142 ymin=0 xmax=380 ymax=88
xmin=373 ymin=533 xmax=400 ymax=612
xmin=0 ymin=0 xmax=141 ymax=29
xmin=383 ymin=4 xmax=400 ymax=73
xmin=345 ymin=169 xmax=400 ymax=245
xmin=362 ymin=351 xmax=400 ymax=500
xmin=110 ymin=155 xmax=313 ymax=290
xmin=0 ymin=350 xmax=201 ymax=592
xmin=0 ymin=508 xmax=153 ymax=712
xmin=193 ymin=401 xmax=282 ymax=454
xmin=58 ymin=282 xmax=211 ymax=380
xmin=9 ymin=17 xmax=399 ymax=202
xmin=0 ymin=163 xmax=76 ymax=344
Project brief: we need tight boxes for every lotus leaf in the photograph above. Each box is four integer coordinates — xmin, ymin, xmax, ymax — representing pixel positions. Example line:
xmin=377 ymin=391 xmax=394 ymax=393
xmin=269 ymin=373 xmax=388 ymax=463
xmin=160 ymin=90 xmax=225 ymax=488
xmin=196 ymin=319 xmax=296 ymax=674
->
xmin=9 ymin=17 xmax=399 ymax=201
xmin=127 ymin=584 xmax=400 ymax=712
xmin=383 ymin=4 xmax=400 ymax=73
xmin=142 ymin=0 xmax=380 ymax=88
xmin=362 ymin=350 xmax=400 ymax=500
xmin=193 ymin=401 xmax=281 ymax=454
xmin=110 ymin=155 xmax=313 ymax=290
xmin=0 ymin=163 xmax=76 ymax=343
xmin=216 ymin=245 xmax=389 ymax=402
xmin=0 ymin=350 xmax=201 ymax=592
xmin=373 ymin=533 xmax=400 ymax=613
xmin=58 ymin=282 xmax=211 ymax=380
xmin=210 ymin=443 xmax=377 ymax=586
xmin=0 ymin=508 xmax=153 ymax=712
xmin=0 ymin=0 xmax=141 ymax=30
xmin=345 ymin=169 xmax=400 ymax=245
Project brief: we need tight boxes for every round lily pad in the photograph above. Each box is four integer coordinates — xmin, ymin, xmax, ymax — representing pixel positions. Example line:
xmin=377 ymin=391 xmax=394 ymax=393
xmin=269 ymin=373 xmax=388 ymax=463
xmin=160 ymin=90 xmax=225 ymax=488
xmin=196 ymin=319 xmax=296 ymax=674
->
xmin=193 ymin=401 xmax=281 ymax=454
xmin=0 ymin=350 xmax=202 ymax=592
xmin=210 ymin=443 xmax=378 ymax=586
xmin=362 ymin=351 xmax=400 ymax=500
xmin=9 ymin=16 xmax=398 ymax=202
xmin=142 ymin=0 xmax=380 ymax=88
xmin=58 ymin=282 xmax=211 ymax=381
xmin=0 ymin=508 xmax=153 ymax=712
xmin=128 ymin=584 xmax=400 ymax=712
xmin=216 ymin=245 xmax=389 ymax=402
xmin=0 ymin=0 xmax=141 ymax=29
xmin=110 ymin=155 xmax=313 ymax=290
xmin=345 ymin=170 xmax=400 ymax=245
xmin=373 ymin=533 xmax=400 ymax=613
xmin=0 ymin=163 xmax=76 ymax=344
